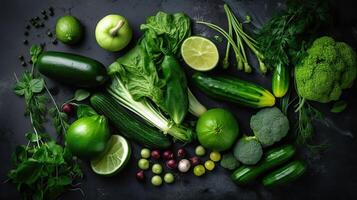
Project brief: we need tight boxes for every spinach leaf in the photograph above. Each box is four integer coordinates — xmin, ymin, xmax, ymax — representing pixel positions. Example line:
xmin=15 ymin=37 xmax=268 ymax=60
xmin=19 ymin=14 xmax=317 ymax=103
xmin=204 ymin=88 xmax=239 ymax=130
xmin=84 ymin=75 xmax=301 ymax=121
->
xmin=76 ymin=104 xmax=98 ymax=118
xmin=73 ymin=89 xmax=90 ymax=101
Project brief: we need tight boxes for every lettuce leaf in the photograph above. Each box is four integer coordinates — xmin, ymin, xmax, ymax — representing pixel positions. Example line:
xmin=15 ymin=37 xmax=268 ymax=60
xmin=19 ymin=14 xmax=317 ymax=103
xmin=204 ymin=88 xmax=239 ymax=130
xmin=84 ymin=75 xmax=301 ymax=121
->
xmin=140 ymin=12 xmax=191 ymax=60
xmin=108 ymin=45 xmax=165 ymax=109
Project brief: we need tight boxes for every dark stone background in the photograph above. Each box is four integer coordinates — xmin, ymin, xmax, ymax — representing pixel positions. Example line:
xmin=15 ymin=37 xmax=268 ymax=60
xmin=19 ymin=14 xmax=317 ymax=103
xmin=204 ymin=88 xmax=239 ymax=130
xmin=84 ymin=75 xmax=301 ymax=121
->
xmin=1 ymin=0 xmax=356 ymax=199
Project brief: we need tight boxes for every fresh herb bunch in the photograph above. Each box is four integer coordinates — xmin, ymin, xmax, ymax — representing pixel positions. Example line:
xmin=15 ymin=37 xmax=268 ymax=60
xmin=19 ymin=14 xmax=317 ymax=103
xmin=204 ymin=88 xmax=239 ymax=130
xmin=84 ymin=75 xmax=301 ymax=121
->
xmin=257 ymin=0 xmax=331 ymax=69
xmin=257 ymin=0 xmax=332 ymax=151
xmin=9 ymin=45 xmax=83 ymax=199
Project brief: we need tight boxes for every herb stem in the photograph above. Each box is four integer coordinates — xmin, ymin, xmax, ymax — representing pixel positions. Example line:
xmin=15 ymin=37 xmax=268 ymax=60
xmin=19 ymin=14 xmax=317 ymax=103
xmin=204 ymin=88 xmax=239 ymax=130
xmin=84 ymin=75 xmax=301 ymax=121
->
xmin=29 ymin=112 xmax=40 ymax=147
xmin=44 ymin=83 xmax=67 ymax=133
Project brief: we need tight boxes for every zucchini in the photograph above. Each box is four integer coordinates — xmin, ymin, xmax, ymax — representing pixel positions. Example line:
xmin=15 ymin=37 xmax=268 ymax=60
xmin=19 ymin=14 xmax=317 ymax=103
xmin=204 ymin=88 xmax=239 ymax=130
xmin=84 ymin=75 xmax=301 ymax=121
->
xmin=90 ymin=93 xmax=171 ymax=149
xmin=192 ymin=72 xmax=275 ymax=108
xmin=262 ymin=160 xmax=307 ymax=187
xmin=231 ymin=145 xmax=295 ymax=185
xmin=272 ymin=64 xmax=289 ymax=98
xmin=37 ymin=51 xmax=108 ymax=88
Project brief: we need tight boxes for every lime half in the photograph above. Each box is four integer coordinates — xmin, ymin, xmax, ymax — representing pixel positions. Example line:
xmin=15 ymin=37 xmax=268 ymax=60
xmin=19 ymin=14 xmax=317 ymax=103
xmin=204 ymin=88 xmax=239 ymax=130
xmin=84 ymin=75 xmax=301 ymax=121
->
xmin=181 ymin=36 xmax=219 ymax=71
xmin=90 ymin=135 xmax=131 ymax=176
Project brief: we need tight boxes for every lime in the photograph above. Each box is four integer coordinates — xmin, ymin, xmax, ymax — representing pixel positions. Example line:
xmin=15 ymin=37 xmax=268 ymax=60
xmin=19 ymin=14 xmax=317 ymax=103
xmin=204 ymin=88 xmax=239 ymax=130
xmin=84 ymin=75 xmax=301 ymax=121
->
xmin=91 ymin=135 xmax=131 ymax=176
xmin=196 ymin=108 xmax=239 ymax=151
xmin=66 ymin=115 xmax=110 ymax=159
xmin=181 ymin=36 xmax=219 ymax=71
xmin=55 ymin=15 xmax=83 ymax=44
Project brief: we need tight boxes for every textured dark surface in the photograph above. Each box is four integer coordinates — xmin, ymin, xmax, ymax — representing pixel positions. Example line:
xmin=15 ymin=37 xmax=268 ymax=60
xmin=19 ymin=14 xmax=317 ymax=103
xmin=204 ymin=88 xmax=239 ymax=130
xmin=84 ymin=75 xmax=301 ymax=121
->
xmin=1 ymin=0 xmax=357 ymax=199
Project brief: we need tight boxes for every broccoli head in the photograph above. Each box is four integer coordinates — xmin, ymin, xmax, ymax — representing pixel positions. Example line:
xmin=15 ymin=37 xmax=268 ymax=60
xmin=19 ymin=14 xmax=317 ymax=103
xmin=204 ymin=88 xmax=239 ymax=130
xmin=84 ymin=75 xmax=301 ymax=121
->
xmin=250 ymin=107 xmax=289 ymax=147
xmin=220 ymin=153 xmax=240 ymax=170
xmin=233 ymin=136 xmax=263 ymax=165
xmin=295 ymin=36 xmax=357 ymax=103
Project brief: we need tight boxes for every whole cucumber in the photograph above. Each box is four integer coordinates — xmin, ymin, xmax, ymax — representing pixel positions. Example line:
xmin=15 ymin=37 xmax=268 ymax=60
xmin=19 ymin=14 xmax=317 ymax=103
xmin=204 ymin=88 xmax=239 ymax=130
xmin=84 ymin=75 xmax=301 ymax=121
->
xmin=272 ymin=64 xmax=289 ymax=98
xmin=90 ymin=93 xmax=172 ymax=149
xmin=262 ymin=160 xmax=307 ymax=187
xmin=192 ymin=72 xmax=275 ymax=108
xmin=231 ymin=145 xmax=295 ymax=185
xmin=36 ymin=51 xmax=108 ymax=88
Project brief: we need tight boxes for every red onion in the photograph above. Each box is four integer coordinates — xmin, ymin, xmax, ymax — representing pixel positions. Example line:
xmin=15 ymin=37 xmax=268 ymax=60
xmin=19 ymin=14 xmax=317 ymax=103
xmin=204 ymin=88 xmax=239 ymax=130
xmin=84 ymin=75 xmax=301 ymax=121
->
xmin=166 ymin=159 xmax=177 ymax=169
xmin=162 ymin=150 xmax=174 ymax=160
xmin=62 ymin=103 xmax=74 ymax=115
xmin=189 ymin=156 xmax=200 ymax=166
xmin=136 ymin=170 xmax=145 ymax=181
xmin=151 ymin=150 xmax=161 ymax=160
xmin=177 ymin=148 xmax=187 ymax=158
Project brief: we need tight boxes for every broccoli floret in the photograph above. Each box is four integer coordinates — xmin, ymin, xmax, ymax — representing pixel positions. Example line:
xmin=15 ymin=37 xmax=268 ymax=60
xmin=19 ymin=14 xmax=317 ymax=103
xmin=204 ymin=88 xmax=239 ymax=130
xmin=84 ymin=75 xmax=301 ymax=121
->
xmin=220 ymin=153 xmax=240 ymax=170
xmin=295 ymin=36 xmax=357 ymax=103
xmin=233 ymin=136 xmax=263 ymax=165
xmin=250 ymin=107 xmax=289 ymax=147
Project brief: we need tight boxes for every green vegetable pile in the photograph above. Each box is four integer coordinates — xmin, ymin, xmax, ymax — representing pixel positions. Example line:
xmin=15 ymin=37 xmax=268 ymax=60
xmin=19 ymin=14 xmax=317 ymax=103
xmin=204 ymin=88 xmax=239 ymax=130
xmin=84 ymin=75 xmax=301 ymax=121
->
xmin=7 ymin=0 xmax=357 ymax=198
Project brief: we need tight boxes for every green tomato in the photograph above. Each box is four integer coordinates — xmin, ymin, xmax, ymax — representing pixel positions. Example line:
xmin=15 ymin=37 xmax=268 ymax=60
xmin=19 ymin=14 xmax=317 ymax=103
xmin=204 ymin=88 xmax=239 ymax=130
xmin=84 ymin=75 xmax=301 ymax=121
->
xmin=140 ymin=148 xmax=151 ymax=159
xmin=138 ymin=159 xmax=150 ymax=170
xmin=204 ymin=160 xmax=215 ymax=171
xmin=195 ymin=145 xmax=206 ymax=157
xmin=163 ymin=173 xmax=175 ymax=184
xmin=95 ymin=14 xmax=132 ymax=52
xmin=210 ymin=151 xmax=221 ymax=162
xmin=196 ymin=108 xmax=239 ymax=151
xmin=193 ymin=165 xmax=206 ymax=176
xmin=151 ymin=175 xmax=162 ymax=186
xmin=152 ymin=163 xmax=163 ymax=174
xmin=55 ymin=15 xmax=83 ymax=44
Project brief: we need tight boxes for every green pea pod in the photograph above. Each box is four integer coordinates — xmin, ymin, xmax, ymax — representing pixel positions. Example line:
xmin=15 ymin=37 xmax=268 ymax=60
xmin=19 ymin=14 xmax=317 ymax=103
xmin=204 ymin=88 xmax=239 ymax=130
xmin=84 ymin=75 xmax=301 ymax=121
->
xmin=162 ymin=55 xmax=188 ymax=124
xmin=262 ymin=160 xmax=307 ymax=187
xmin=272 ymin=64 xmax=289 ymax=98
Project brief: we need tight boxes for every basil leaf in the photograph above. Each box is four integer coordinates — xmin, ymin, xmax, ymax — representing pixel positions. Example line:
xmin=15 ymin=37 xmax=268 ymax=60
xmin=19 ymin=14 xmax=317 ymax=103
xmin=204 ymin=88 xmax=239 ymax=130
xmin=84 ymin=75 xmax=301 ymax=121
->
xmin=76 ymin=104 xmax=97 ymax=118
xmin=331 ymin=100 xmax=347 ymax=113
xmin=74 ymin=89 xmax=90 ymax=101
xmin=13 ymin=81 xmax=27 ymax=96
xmin=29 ymin=78 xmax=45 ymax=93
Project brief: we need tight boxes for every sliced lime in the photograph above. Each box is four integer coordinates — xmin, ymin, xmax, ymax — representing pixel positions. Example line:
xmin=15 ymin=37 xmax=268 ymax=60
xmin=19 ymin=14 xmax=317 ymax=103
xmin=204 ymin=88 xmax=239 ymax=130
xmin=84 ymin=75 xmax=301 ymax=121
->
xmin=90 ymin=135 xmax=131 ymax=176
xmin=181 ymin=36 xmax=219 ymax=71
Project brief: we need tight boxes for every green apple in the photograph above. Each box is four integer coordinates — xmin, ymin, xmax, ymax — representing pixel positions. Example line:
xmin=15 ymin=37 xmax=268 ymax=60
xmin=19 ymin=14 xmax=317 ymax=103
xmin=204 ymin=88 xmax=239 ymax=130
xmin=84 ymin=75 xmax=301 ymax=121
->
xmin=95 ymin=14 xmax=133 ymax=52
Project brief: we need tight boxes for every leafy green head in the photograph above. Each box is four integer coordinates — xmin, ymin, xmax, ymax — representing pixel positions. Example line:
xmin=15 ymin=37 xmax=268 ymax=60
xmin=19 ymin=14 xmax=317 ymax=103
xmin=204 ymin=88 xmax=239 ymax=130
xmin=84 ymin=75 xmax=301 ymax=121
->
xmin=295 ymin=36 xmax=357 ymax=103
xmin=250 ymin=107 xmax=290 ymax=147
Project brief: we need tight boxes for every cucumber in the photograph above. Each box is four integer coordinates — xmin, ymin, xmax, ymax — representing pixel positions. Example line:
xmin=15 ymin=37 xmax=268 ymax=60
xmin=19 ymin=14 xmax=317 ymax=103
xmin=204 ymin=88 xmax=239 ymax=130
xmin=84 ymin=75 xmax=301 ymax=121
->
xmin=36 ymin=51 xmax=108 ymax=88
xmin=90 ymin=93 xmax=171 ymax=149
xmin=272 ymin=64 xmax=289 ymax=98
xmin=262 ymin=160 xmax=307 ymax=187
xmin=192 ymin=72 xmax=275 ymax=108
xmin=231 ymin=145 xmax=295 ymax=185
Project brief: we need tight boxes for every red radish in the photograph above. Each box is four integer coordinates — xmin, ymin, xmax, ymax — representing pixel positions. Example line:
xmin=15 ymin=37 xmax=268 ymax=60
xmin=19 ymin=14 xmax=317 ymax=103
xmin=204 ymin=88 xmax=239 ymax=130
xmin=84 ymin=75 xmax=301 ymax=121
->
xmin=151 ymin=150 xmax=161 ymax=160
xmin=163 ymin=150 xmax=174 ymax=160
xmin=177 ymin=148 xmax=186 ymax=158
xmin=166 ymin=159 xmax=177 ymax=169
xmin=136 ymin=170 xmax=145 ymax=181
xmin=62 ymin=103 xmax=74 ymax=115
xmin=189 ymin=156 xmax=200 ymax=166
